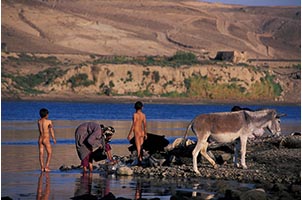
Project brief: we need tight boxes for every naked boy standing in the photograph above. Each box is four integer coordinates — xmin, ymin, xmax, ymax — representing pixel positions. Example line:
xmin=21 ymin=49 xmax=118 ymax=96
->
xmin=127 ymin=101 xmax=147 ymax=164
xmin=38 ymin=108 xmax=56 ymax=172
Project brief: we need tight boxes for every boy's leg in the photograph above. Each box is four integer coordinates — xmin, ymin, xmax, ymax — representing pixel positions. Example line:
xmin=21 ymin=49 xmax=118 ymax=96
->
xmin=38 ymin=142 xmax=44 ymax=171
xmin=44 ymin=141 xmax=52 ymax=171
xmin=135 ymin=136 xmax=144 ymax=162
xmin=135 ymin=136 xmax=141 ymax=162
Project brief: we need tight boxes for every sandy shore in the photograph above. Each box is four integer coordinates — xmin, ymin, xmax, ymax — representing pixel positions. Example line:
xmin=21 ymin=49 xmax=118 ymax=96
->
xmin=3 ymin=94 xmax=301 ymax=106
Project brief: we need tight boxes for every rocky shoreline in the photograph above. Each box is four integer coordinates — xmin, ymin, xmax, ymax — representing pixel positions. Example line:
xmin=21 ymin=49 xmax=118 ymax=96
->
xmin=3 ymin=94 xmax=300 ymax=106
xmin=60 ymin=134 xmax=301 ymax=200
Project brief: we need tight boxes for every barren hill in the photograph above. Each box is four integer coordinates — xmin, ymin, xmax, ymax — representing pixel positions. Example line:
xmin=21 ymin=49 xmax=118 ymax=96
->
xmin=2 ymin=0 xmax=301 ymax=59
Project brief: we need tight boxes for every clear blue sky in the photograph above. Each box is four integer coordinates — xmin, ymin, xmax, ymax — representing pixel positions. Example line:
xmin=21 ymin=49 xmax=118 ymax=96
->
xmin=201 ymin=0 xmax=301 ymax=6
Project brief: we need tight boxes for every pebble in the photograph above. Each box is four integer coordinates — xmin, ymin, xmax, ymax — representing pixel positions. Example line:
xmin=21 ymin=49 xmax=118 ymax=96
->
xmin=59 ymin=135 xmax=300 ymax=200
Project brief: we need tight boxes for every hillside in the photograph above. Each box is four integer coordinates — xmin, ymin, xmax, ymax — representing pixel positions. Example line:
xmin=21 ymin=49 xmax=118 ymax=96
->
xmin=1 ymin=0 xmax=301 ymax=104
xmin=1 ymin=53 xmax=300 ymax=104
xmin=1 ymin=0 xmax=301 ymax=59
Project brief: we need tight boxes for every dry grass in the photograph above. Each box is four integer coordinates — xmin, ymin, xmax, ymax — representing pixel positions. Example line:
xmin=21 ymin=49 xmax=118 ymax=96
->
xmin=2 ymin=0 xmax=300 ymax=59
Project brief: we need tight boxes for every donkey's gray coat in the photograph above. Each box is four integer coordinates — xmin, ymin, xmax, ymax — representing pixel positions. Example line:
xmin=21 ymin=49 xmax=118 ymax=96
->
xmin=184 ymin=109 xmax=281 ymax=174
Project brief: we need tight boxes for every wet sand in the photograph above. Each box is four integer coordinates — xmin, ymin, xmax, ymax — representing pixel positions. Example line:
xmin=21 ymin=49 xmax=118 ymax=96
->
xmin=1 ymin=120 xmax=301 ymax=199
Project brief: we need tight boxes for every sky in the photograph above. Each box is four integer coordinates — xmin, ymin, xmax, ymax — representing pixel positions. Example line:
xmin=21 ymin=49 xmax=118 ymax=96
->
xmin=201 ymin=0 xmax=301 ymax=6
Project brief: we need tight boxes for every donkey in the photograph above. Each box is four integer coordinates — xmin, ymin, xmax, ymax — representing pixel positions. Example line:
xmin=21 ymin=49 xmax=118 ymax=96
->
xmin=184 ymin=109 xmax=282 ymax=174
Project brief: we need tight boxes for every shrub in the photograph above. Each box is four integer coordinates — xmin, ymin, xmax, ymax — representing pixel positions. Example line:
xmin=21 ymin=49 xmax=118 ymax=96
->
xmin=123 ymin=71 xmax=133 ymax=83
xmin=152 ymin=71 xmax=160 ymax=83
xmin=3 ymin=67 xmax=66 ymax=94
xmin=168 ymin=51 xmax=198 ymax=66
xmin=161 ymin=91 xmax=187 ymax=97
xmin=68 ymin=73 xmax=95 ymax=88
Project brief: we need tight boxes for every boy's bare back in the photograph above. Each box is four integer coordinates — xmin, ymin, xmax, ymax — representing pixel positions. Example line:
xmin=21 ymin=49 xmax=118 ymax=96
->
xmin=38 ymin=108 xmax=56 ymax=172
xmin=132 ymin=111 xmax=146 ymax=137
xmin=38 ymin=118 xmax=54 ymax=142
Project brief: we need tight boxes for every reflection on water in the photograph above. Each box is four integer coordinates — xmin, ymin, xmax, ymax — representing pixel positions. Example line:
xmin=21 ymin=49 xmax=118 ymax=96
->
xmin=36 ymin=172 xmax=50 ymax=200
xmin=69 ymin=173 xmax=225 ymax=199
xmin=135 ymin=179 xmax=142 ymax=200
xmin=1 ymin=170 xmax=255 ymax=199
xmin=71 ymin=173 xmax=143 ymax=200
xmin=72 ymin=173 xmax=94 ymax=199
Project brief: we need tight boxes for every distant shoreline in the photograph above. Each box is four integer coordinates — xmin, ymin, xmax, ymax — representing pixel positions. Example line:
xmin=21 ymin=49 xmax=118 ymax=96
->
xmin=2 ymin=94 xmax=300 ymax=106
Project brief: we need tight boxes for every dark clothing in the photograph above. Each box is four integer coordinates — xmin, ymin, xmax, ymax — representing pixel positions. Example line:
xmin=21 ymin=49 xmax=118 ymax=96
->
xmin=91 ymin=143 xmax=111 ymax=162
xmin=75 ymin=122 xmax=105 ymax=161
xmin=81 ymin=152 xmax=93 ymax=167
xmin=105 ymin=143 xmax=111 ymax=152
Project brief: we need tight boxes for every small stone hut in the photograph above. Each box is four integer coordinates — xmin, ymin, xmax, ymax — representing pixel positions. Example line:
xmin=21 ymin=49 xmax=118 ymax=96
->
xmin=214 ymin=51 xmax=247 ymax=63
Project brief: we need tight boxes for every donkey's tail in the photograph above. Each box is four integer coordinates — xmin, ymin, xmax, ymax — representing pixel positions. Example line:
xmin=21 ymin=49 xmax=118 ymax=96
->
xmin=183 ymin=119 xmax=194 ymax=139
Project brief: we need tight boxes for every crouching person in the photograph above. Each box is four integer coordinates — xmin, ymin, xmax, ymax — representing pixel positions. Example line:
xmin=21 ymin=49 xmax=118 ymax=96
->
xmin=92 ymin=125 xmax=117 ymax=165
xmin=75 ymin=122 xmax=116 ymax=173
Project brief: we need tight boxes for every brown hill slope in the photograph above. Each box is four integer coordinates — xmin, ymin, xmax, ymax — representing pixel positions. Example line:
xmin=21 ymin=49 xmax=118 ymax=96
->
xmin=2 ymin=0 xmax=301 ymax=59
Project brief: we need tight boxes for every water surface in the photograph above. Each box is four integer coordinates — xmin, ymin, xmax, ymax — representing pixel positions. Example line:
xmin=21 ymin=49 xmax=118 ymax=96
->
xmin=1 ymin=101 xmax=300 ymax=199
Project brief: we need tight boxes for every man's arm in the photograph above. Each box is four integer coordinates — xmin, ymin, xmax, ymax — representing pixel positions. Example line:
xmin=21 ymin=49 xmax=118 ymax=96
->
xmin=38 ymin=120 xmax=43 ymax=135
xmin=49 ymin=121 xmax=56 ymax=144
xmin=127 ymin=114 xmax=135 ymax=140
xmin=143 ymin=114 xmax=147 ymax=139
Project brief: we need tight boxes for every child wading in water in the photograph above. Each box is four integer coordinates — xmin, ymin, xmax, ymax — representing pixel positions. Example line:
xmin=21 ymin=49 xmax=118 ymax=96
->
xmin=38 ymin=108 xmax=56 ymax=172
xmin=127 ymin=101 xmax=147 ymax=165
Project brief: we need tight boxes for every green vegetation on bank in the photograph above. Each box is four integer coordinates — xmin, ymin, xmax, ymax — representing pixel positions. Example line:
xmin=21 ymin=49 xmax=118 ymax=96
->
xmin=183 ymin=72 xmax=283 ymax=100
xmin=68 ymin=73 xmax=95 ymax=88
xmin=5 ymin=53 xmax=62 ymax=66
xmin=1 ymin=52 xmax=296 ymax=101
xmin=91 ymin=51 xmax=200 ymax=67
xmin=2 ymin=67 xmax=66 ymax=94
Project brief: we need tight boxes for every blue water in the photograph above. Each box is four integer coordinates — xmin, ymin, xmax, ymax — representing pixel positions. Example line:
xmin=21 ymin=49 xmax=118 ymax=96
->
xmin=1 ymin=100 xmax=301 ymax=122
xmin=1 ymin=136 xmax=192 ymax=146
xmin=1 ymin=101 xmax=300 ymax=146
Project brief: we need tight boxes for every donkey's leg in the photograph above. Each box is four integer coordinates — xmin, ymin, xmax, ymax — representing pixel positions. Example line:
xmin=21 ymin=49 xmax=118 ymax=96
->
xmin=233 ymin=138 xmax=241 ymax=168
xmin=240 ymin=136 xmax=248 ymax=169
xmin=192 ymin=140 xmax=203 ymax=174
xmin=199 ymin=141 xmax=218 ymax=169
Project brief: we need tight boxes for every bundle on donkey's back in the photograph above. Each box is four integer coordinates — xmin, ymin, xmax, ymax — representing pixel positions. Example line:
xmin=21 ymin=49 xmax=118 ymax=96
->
xmin=184 ymin=109 xmax=284 ymax=175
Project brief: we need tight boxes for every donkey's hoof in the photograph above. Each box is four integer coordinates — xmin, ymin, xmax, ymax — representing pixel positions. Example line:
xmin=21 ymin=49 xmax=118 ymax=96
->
xmin=194 ymin=170 xmax=201 ymax=176
xmin=213 ymin=164 xmax=219 ymax=169
xmin=195 ymin=172 xmax=201 ymax=176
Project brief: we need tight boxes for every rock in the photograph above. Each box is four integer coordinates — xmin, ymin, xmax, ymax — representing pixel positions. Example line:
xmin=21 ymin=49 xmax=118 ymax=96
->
xmin=71 ymin=194 xmax=98 ymax=200
xmin=217 ymin=153 xmax=232 ymax=164
xmin=271 ymin=183 xmax=287 ymax=192
xmin=240 ymin=188 xmax=266 ymax=200
xmin=129 ymin=133 xmax=169 ymax=154
xmin=279 ymin=135 xmax=301 ymax=148
xmin=289 ymin=184 xmax=301 ymax=194
xmin=59 ymin=165 xmax=68 ymax=171
xmin=115 ymin=197 xmax=132 ymax=200
xmin=149 ymin=155 xmax=166 ymax=167
xmin=224 ymin=189 xmax=242 ymax=200
xmin=100 ymin=192 xmax=116 ymax=200
xmin=207 ymin=150 xmax=216 ymax=161
xmin=2 ymin=197 xmax=13 ymax=200
xmin=165 ymin=138 xmax=195 ymax=151
xmin=290 ymin=132 xmax=301 ymax=136
xmin=116 ymin=166 xmax=133 ymax=176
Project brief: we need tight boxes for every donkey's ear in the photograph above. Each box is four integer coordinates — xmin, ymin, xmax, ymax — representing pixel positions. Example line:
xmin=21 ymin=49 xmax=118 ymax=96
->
xmin=277 ymin=113 xmax=287 ymax=118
